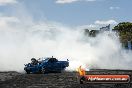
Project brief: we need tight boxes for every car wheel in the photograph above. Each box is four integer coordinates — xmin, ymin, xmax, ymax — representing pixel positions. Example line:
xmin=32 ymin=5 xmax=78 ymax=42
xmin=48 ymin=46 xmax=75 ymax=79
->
xmin=26 ymin=70 xmax=30 ymax=74
xmin=41 ymin=67 xmax=46 ymax=74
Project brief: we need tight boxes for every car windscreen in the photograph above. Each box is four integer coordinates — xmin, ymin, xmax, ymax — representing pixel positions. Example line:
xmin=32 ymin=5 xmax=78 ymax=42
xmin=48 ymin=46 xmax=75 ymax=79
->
xmin=43 ymin=58 xmax=49 ymax=63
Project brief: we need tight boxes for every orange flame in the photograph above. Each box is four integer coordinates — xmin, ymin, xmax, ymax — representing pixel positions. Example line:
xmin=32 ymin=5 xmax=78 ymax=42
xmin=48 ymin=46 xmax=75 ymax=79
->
xmin=77 ymin=66 xmax=86 ymax=76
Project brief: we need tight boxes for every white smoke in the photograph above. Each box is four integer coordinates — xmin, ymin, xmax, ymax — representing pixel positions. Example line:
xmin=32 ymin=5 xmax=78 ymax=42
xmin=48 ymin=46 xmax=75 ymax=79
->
xmin=0 ymin=18 xmax=132 ymax=72
xmin=0 ymin=3 xmax=132 ymax=72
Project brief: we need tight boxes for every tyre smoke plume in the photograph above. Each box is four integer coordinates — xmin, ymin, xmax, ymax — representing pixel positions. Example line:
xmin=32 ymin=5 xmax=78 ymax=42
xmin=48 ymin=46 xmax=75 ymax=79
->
xmin=0 ymin=3 xmax=132 ymax=72
xmin=0 ymin=18 xmax=132 ymax=72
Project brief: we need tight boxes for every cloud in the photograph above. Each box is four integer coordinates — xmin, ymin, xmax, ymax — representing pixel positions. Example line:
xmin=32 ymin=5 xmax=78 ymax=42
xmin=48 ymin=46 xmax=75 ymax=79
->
xmin=95 ymin=20 xmax=118 ymax=25
xmin=0 ymin=16 xmax=19 ymax=29
xmin=109 ymin=6 xmax=120 ymax=10
xmin=86 ymin=0 xmax=96 ymax=1
xmin=78 ymin=19 xmax=118 ymax=30
xmin=56 ymin=0 xmax=78 ymax=4
xmin=0 ymin=0 xmax=17 ymax=5
xmin=77 ymin=19 xmax=118 ymax=30
xmin=77 ymin=24 xmax=99 ymax=30
xmin=55 ymin=0 xmax=96 ymax=4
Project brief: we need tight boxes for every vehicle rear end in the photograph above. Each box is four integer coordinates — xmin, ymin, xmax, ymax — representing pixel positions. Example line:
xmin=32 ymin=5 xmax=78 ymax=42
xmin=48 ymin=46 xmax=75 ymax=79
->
xmin=60 ymin=61 xmax=69 ymax=68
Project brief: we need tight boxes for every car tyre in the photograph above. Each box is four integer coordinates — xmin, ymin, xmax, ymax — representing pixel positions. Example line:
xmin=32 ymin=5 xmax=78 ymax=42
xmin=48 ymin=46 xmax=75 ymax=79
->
xmin=26 ymin=70 xmax=30 ymax=74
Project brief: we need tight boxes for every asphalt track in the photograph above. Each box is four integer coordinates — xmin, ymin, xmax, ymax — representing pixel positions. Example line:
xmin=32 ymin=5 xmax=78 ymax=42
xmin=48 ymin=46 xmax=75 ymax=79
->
xmin=0 ymin=70 xmax=132 ymax=88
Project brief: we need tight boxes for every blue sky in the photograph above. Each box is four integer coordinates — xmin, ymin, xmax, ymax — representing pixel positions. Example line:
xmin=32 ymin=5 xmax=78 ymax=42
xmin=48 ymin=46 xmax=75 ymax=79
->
xmin=0 ymin=0 xmax=132 ymax=27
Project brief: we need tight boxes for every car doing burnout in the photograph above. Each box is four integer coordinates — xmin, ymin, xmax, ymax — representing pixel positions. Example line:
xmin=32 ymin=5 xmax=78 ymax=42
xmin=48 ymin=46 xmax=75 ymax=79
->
xmin=24 ymin=56 xmax=69 ymax=74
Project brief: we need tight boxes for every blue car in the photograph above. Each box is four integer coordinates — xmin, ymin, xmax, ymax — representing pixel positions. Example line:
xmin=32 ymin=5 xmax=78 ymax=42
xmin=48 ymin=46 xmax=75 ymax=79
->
xmin=24 ymin=56 xmax=69 ymax=74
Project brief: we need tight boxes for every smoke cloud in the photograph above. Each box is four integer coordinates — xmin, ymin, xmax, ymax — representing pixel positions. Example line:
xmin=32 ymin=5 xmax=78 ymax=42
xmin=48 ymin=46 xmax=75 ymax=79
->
xmin=0 ymin=4 xmax=132 ymax=72
xmin=0 ymin=17 xmax=132 ymax=72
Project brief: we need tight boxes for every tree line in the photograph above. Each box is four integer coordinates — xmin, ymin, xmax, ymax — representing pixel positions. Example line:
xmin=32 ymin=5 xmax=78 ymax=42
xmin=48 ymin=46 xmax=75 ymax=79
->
xmin=84 ymin=22 xmax=132 ymax=49
xmin=113 ymin=22 xmax=132 ymax=49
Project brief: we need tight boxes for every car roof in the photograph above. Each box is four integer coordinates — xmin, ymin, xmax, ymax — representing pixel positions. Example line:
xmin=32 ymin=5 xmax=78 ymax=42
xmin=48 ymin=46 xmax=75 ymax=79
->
xmin=38 ymin=57 xmax=58 ymax=62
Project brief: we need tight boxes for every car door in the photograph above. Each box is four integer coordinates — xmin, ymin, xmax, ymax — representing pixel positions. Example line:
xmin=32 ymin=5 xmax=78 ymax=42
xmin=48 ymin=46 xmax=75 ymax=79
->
xmin=45 ymin=58 xmax=55 ymax=71
xmin=52 ymin=58 xmax=61 ymax=71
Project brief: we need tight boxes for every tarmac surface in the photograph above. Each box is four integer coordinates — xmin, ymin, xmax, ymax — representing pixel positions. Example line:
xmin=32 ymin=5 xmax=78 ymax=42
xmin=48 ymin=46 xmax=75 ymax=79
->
xmin=0 ymin=69 xmax=132 ymax=88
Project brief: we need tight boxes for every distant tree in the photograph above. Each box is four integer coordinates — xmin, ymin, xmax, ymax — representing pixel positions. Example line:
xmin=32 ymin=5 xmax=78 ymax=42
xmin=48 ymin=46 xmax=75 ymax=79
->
xmin=84 ymin=29 xmax=99 ymax=37
xmin=89 ymin=30 xmax=99 ymax=37
xmin=113 ymin=22 xmax=132 ymax=33
xmin=84 ymin=29 xmax=89 ymax=36
xmin=113 ymin=22 xmax=132 ymax=48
